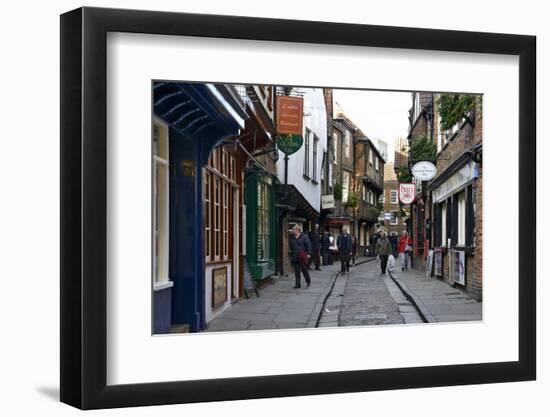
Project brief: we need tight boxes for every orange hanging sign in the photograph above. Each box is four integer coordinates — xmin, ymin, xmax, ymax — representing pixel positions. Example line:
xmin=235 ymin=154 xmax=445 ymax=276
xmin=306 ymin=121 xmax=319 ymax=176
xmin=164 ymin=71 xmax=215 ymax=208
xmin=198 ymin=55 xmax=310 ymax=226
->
xmin=276 ymin=96 xmax=303 ymax=135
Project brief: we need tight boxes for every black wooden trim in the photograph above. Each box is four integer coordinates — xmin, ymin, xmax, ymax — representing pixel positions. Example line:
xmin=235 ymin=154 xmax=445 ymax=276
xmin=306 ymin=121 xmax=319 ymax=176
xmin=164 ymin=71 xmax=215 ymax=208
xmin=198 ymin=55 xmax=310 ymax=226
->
xmin=60 ymin=7 xmax=83 ymax=409
xmin=60 ymin=6 xmax=536 ymax=410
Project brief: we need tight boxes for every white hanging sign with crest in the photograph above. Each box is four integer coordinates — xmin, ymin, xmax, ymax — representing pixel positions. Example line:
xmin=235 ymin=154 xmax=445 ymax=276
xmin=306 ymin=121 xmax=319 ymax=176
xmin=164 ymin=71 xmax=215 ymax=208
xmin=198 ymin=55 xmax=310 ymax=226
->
xmin=399 ymin=183 xmax=416 ymax=204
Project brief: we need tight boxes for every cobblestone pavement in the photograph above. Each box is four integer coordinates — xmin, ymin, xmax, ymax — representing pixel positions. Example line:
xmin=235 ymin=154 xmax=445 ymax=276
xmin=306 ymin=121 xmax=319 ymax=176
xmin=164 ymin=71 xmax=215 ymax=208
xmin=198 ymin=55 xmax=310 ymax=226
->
xmin=389 ymin=266 xmax=482 ymax=323
xmin=205 ymin=262 xmax=342 ymax=332
xmin=339 ymin=260 xmax=414 ymax=326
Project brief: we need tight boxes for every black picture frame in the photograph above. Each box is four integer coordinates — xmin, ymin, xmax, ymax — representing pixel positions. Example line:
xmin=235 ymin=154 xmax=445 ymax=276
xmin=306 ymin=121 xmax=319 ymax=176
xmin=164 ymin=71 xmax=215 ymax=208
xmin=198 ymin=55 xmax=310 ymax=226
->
xmin=60 ymin=6 xmax=536 ymax=410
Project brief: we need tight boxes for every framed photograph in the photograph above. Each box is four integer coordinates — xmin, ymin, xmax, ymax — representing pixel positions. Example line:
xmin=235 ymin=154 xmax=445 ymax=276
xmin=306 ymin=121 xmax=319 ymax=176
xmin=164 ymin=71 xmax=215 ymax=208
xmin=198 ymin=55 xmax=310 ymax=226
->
xmin=212 ymin=267 xmax=228 ymax=309
xmin=60 ymin=6 xmax=536 ymax=410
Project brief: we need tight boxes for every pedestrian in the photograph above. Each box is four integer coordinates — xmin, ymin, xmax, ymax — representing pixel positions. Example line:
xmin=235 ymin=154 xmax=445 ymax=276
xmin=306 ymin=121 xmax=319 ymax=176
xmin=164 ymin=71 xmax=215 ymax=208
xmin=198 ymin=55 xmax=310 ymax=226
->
xmin=389 ymin=233 xmax=398 ymax=257
xmin=327 ymin=230 xmax=335 ymax=265
xmin=337 ymin=227 xmax=353 ymax=273
xmin=398 ymin=230 xmax=412 ymax=272
xmin=288 ymin=225 xmax=312 ymax=289
xmin=308 ymin=224 xmax=322 ymax=271
xmin=351 ymin=235 xmax=357 ymax=266
xmin=372 ymin=231 xmax=380 ymax=256
xmin=320 ymin=227 xmax=331 ymax=266
xmin=375 ymin=231 xmax=392 ymax=275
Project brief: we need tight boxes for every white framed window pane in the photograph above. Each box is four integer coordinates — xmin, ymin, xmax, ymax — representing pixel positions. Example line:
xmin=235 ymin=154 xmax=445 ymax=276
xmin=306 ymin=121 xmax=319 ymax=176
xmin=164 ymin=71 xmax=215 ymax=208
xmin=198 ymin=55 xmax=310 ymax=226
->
xmin=458 ymin=191 xmax=466 ymax=245
xmin=390 ymin=190 xmax=398 ymax=204
xmin=333 ymin=132 xmax=338 ymax=164
xmin=204 ymin=170 xmax=211 ymax=260
xmin=153 ymin=122 xmax=169 ymax=284
xmin=441 ymin=202 xmax=447 ymax=246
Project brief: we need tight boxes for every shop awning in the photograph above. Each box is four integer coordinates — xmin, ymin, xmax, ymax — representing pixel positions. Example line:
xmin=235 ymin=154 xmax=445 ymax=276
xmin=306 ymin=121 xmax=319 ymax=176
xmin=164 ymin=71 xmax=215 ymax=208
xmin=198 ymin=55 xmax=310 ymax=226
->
xmin=153 ymin=82 xmax=247 ymax=139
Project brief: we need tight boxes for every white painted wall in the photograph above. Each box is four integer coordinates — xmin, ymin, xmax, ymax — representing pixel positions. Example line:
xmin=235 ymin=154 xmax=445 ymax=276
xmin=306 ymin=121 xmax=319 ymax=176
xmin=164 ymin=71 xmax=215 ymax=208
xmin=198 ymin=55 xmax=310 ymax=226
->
xmin=277 ymin=88 xmax=327 ymax=213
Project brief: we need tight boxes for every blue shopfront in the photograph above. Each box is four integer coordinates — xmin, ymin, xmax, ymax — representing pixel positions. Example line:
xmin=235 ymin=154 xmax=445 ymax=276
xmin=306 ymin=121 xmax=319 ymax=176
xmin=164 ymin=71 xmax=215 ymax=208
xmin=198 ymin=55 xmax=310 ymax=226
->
xmin=152 ymin=82 xmax=247 ymax=333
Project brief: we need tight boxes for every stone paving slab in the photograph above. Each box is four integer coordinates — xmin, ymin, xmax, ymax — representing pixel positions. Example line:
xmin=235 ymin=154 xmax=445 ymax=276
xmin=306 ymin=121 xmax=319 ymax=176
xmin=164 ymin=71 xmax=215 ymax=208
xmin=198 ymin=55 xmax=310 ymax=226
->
xmin=388 ymin=266 xmax=482 ymax=323
xmin=339 ymin=260 xmax=405 ymax=326
xmin=205 ymin=263 xmax=341 ymax=332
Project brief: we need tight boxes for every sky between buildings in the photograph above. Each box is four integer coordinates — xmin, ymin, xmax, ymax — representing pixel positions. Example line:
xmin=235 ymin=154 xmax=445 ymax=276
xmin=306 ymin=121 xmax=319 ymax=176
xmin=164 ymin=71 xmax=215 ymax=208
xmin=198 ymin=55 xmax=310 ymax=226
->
xmin=333 ymin=89 xmax=412 ymax=164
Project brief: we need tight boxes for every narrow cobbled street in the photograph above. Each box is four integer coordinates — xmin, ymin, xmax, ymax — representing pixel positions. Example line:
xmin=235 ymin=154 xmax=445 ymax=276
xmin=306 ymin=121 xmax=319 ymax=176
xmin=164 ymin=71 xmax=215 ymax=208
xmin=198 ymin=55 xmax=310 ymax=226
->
xmin=207 ymin=258 xmax=481 ymax=332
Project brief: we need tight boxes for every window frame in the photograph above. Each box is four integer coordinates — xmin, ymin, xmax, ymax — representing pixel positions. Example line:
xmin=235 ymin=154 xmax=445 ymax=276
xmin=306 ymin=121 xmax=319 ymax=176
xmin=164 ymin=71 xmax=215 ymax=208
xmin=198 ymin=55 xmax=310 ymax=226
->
xmin=303 ymin=129 xmax=311 ymax=178
xmin=312 ymin=134 xmax=319 ymax=182
xmin=152 ymin=120 xmax=170 ymax=286
xmin=390 ymin=190 xmax=398 ymax=204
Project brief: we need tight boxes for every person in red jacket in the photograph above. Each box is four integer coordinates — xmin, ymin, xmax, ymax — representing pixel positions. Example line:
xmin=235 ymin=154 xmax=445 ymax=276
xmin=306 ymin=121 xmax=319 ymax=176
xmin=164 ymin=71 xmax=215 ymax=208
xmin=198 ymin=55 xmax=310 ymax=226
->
xmin=398 ymin=230 xmax=412 ymax=272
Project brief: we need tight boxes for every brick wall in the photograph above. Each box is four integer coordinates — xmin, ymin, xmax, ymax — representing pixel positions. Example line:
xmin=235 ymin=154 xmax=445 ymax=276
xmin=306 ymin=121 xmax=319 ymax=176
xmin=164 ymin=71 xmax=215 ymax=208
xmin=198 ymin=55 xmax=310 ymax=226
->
xmin=433 ymin=98 xmax=483 ymax=301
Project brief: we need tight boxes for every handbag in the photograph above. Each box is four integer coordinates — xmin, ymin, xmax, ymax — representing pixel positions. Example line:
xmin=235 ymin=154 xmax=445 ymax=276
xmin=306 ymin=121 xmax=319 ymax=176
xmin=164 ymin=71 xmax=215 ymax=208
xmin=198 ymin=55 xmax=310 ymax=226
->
xmin=297 ymin=249 xmax=309 ymax=265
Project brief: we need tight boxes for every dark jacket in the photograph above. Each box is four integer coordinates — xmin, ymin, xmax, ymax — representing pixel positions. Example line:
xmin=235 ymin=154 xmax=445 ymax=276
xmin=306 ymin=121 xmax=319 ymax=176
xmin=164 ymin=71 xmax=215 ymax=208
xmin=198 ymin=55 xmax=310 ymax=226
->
xmin=289 ymin=233 xmax=312 ymax=264
xmin=308 ymin=230 xmax=321 ymax=251
xmin=337 ymin=233 xmax=352 ymax=254
xmin=375 ymin=237 xmax=392 ymax=256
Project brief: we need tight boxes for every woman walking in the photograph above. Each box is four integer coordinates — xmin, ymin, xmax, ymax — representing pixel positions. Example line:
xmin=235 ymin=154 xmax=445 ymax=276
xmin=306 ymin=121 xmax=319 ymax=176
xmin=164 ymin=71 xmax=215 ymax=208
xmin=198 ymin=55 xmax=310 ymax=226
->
xmin=398 ymin=230 xmax=412 ymax=272
xmin=288 ymin=225 xmax=312 ymax=289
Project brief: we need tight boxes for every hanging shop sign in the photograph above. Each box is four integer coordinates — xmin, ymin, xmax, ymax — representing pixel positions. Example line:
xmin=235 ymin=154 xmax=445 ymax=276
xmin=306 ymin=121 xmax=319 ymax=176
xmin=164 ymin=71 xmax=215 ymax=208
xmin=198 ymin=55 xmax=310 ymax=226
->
xmin=276 ymin=95 xmax=304 ymax=135
xmin=277 ymin=134 xmax=303 ymax=155
xmin=411 ymin=161 xmax=437 ymax=181
xmin=399 ymin=183 xmax=416 ymax=204
xmin=321 ymin=194 xmax=335 ymax=209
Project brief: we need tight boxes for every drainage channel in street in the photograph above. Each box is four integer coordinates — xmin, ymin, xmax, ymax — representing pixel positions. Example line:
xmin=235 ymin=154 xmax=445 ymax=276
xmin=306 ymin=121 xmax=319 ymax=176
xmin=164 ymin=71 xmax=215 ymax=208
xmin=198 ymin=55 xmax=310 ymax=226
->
xmin=315 ymin=260 xmax=424 ymax=328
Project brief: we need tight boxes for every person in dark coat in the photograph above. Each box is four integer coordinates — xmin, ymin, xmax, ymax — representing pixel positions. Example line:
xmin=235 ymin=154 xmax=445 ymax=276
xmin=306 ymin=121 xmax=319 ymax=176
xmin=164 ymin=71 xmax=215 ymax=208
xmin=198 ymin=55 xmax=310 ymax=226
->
xmin=308 ymin=224 xmax=322 ymax=271
xmin=320 ymin=228 xmax=331 ymax=266
xmin=375 ymin=231 xmax=393 ymax=275
xmin=288 ymin=225 xmax=312 ymax=288
xmin=389 ymin=233 xmax=398 ymax=257
xmin=337 ymin=227 xmax=353 ymax=273
xmin=351 ymin=235 xmax=357 ymax=266
xmin=372 ymin=232 xmax=380 ymax=256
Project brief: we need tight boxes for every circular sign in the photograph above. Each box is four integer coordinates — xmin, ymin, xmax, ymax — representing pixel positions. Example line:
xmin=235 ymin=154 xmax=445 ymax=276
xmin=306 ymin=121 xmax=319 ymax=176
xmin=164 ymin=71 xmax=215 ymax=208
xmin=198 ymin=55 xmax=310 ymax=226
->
xmin=277 ymin=134 xmax=303 ymax=155
xmin=411 ymin=161 xmax=437 ymax=181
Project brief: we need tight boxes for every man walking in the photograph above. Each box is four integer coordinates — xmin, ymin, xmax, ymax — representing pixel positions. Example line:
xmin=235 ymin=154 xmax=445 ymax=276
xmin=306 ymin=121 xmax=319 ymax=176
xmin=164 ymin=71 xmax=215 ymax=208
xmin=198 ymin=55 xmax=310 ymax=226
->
xmin=289 ymin=225 xmax=312 ymax=289
xmin=308 ymin=224 xmax=322 ymax=271
xmin=375 ymin=231 xmax=392 ymax=275
xmin=337 ymin=227 xmax=353 ymax=273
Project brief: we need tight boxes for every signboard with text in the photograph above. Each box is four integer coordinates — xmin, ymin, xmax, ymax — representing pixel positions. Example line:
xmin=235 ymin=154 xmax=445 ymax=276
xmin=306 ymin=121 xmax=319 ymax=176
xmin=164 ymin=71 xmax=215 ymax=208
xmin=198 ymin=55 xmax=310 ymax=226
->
xmin=399 ymin=183 xmax=416 ymax=204
xmin=276 ymin=95 xmax=304 ymax=135
xmin=321 ymin=194 xmax=335 ymax=209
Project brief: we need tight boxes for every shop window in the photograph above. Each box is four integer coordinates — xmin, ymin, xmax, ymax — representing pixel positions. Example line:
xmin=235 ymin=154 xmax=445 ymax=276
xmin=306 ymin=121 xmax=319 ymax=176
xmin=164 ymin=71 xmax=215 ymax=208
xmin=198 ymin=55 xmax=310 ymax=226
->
xmin=214 ymin=177 xmax=221 ymax=259
xmin=204 ymin=171 xmax=211 ymax=260
xmin=257 ymin=178 xmax=271 ymax=262
xmin=205 ymin=146 xmax=235 ymax=263
xmin=440 ymin=203 xmax=447 ymax=247
xmin=458 ymin=191 xmax=466 ymax=245
xmin=223 ymin=182 xmax=229 ymax=258
xmin=153 ymin=122 xmax=169 ymax=284
xmin=466 ymin=185 xmax=475 ymax=246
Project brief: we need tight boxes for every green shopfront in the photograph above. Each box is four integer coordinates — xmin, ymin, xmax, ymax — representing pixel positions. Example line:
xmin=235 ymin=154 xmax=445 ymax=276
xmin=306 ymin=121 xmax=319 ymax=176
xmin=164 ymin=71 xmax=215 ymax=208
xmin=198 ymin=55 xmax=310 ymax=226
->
xmin=245 ymin=168 xmax=278 ymax=281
